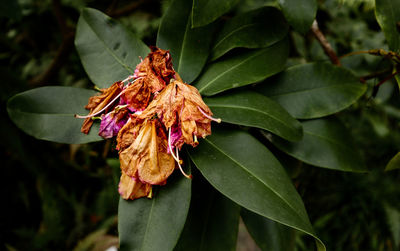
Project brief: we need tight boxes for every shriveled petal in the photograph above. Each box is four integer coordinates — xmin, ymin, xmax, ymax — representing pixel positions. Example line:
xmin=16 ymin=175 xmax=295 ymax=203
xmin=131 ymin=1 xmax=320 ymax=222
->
xmin=81 ymin=81 xmax=123 ymax=134
xmin=99 ymin=107 xmax=129 ymax=139
xmin=116 ymin=115 xmax=143 ymax=151
xmin=119 ymin=79 xmax=151 ymax=112
xmin=119 ymin=120 xmax=175 ymax=185
xmin=118 ymin=172 xmax=152 ymax=200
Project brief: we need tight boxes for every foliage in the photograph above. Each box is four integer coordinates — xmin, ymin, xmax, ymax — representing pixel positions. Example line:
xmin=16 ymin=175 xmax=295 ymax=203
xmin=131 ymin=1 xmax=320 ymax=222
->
xmin=2 ymin=0 xmax=400 ymax=250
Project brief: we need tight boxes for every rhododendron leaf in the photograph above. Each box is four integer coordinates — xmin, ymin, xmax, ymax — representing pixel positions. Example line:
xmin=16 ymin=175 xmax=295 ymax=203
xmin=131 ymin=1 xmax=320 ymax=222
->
xmin=241 ymin=208 xmax=296 ymax=251
xmin=7 ymin=87 xmax=103 ymax=144
xmin=375 ymin=0 xmax=400 ymax=52
xmin=385 ymin=152 xmax=400 ymax=171
xmin=157 ymin=0 xmax=215 ymax=83
xmin=175 ymin=175 xmax=240 ymax=251
xmin=257 ymin=63 xmax=367 ymax=119
xmin=277 ymin=0 xmax=317 ymax=34
xmin=211 ymin=7 xmax=289 ymax=61
xmin=119 ymin=173 xmax=191 ymax=251
xmin=75 ymin=8 xmax=149 ymax=88
xmin=203 ymin=91 xmax=302 ymax=142
xmin=195 ymin=37 xmax=289 ymax=96
xmin=270 ymin=118 xmax=367 ymax=172
xmin=189 ymin=127 xmax=325 ymax=251
xmin=191 ymin=0 xmax=239 ymax=28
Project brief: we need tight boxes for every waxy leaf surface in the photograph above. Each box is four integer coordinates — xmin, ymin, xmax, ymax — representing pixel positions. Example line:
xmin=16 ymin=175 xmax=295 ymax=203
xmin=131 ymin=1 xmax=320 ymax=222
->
xmin=211 ymin=7 xmax=288 ymax=61
xmin=195 ymin=38 xmax=289 ymax=96
xmin=191 ymin=0 xmax=239 ymax=28
xmin=76 ymin=8 xmax=149 ymax=88
xmin=277 ymin=0 xmax=317 ymax=34
xmin=119 ymin=174 xmax=191 ymax=251
xmin=174 ymin=176 xmax=240 ymax=251
xmin=241 ymin=208 xmax=296 ymax=251
xmin=271 ymin=118 xmax=366 ymax=172
xmin=189 ymin=127 xmax=325 ymax=250
xmin=258 ymin=63 xmax=367 ymax=119
xmin=7 ymin=86 xmax=103 ymax=144
xmin=157 ymin=0 xmax=215 ymax=83
xmin=375 ymin=0 xmax=400 ymax=52
xmin=204 ymin=91 xmax=302 ymax=141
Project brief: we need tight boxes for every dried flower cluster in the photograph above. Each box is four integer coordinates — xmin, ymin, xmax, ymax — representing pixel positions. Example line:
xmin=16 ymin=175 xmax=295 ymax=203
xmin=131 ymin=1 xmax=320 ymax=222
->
xmin=76 ymin=47 xmax=220 ymax=200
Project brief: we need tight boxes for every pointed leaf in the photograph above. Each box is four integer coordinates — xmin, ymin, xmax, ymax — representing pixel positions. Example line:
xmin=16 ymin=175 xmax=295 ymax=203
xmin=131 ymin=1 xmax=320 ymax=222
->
xmin=195 ymin=38 xmax=289 ymax=96
xmin=119 ymin=174 xmax=191 ymax=251
xmin=157 ymin=0 xmax=215 ymax=83
xmin=189 ymin=127 xmax=325 ymax=250
xmin=204 ymin=90 xmax=302 ymax=141
xmin=385 ymin=152 xmax=400 ymax=171
xmin=174 ymin=176 xmax=240 ymax=251
xmin=257 ymin=63 xmax=367 ymax=119
xmin=75 ymin=8 xmax=150 ymax=88
xmin=7 ymin=87 xmax=103 ymax=144
xmin=191 ymin=0 xmax=239 ymax=28
xmin=211 ymin=7 xmax=289 ymax=61
xmin=271 ymin=118 xmax=367 ymax=172
xmin=375 ymin=0 xmax=400 ymax=52
xmin=277 ymin=0 xmax=317 ymax=34
xmin=241 ymin=208 xmax=296 ymax=251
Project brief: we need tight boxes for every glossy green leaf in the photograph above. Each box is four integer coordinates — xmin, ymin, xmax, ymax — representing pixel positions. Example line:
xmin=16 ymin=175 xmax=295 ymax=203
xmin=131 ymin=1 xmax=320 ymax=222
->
xmin=157 ymin=0 xmax=215 ymax=83
xmin=271 ymin=118 xmax=367 ymax=172
xmin=174 ymin=175 xmax=240 ymax=251
xmin=385 ymin=152 xmax=400 ymax=171
xmin=375 ymin=0 xmax=400 ymax=52
xmin=119 ymin=174 xmax=191 ymax=251
xmin=210 ymin=7 xmax=289 ymax=61
xmin=7 ymin=86 xmax=103 ymax=144
xmin=277 ymin=0 xmax=317 ymax=34
xmin=241 ymin=208 xmax=296 ymax=251
xmin=204 ymin=90 xmax=302 ymax=141
xmin=258 ymin=63 xmax=367 ymax=119
xmin=75 ymin=8 xmax=149 ymax=88
xmin=191 ymin=0 xmax=239 ymax=28
xmin=195 ymin=38 xmax=289 ymax=96
xmin=189 ymin=127 xmax=325 ymax=250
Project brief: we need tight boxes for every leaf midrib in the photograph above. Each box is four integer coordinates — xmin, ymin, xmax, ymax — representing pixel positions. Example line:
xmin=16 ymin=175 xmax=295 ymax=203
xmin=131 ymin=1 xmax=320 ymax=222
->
xmin=198 ymin=49 xmax=267 ymax=93
xmin=266 ymin=83 xmax=362 ymax=98
xmin=140 ymin=198 xmax=157 ymax=250
xmin=207 ymin=103 xmax=296 ymax=132
xmin=176 ymin=14 xmax=191 ymax=73
xmin=204 ymin=138 xmax=307 ymax=226
xmin=213 ymin=23 xmax=259 ymax=49
xmin=83 ymin=13 xmax=135 ymax=74
xmin=305 ymin=130 xmax=356 ymax=154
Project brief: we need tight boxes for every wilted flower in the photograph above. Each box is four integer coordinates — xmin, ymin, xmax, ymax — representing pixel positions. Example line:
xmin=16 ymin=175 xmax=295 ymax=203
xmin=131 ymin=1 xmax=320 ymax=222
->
xmin=76 ymin=47 xmax=220 ymax=201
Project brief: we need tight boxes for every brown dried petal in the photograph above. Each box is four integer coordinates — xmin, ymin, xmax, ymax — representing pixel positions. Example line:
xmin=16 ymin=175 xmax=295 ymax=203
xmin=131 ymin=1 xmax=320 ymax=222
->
xmin=81 ymin=81 xmax=123 ymax=134
xmin=119 ymin=120 xmax=175 ymax=185
xmin=120 ymin=78 xmax=151 ymax=111
xmin=118 ymin=172 xmax=152 ymax=200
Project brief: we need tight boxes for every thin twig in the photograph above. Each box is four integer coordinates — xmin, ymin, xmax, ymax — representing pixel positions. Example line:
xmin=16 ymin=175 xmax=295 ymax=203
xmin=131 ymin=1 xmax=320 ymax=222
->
xmin=360 ymin=68 xmax=392 ymax=82
xmin=311 ymin=20 xmax=341 ymax=66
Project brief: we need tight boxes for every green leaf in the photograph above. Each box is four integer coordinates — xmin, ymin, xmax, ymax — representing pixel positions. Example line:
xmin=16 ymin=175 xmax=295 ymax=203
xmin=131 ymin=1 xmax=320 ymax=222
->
xmin=257 ymin=63 xmax=367 ymax=119
xmin=384 ymin=203 xmax=400 ymax=249
xmin=174 ymin=175 xmax=240 ymax=251
xmin=375 ymin=0 xmax=400 ymax=52
xmin=241 ymin=208 xmax=296 ymax=251
xmin=204 ymin=90 xmax=303 ymax=141
xmin=191 ymin=0 xmax=239 ymax=28
xmin=385 ymin=152 xmax=400 ymax=171
xmin=7 ymin=86 xmax=103 ymax=144
xmin=195 ymin=37 xmax=289 ymax=96
xmin=189 ymin=127 xmax=325 ymax=250
xmin=75 ymin=8 xmax=149 ymax=88
xmin=157 ymin=0 xmax=215 ymax=83
xmin=277 ymin=0 xmax=317 ymax=34
xmin=210 ymin=7 xmax=289 ymax=61
xmin=119 ymin=174 xmax=191 ymax=251
xmin=271 ymin=118 xmax=367 ymax=172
